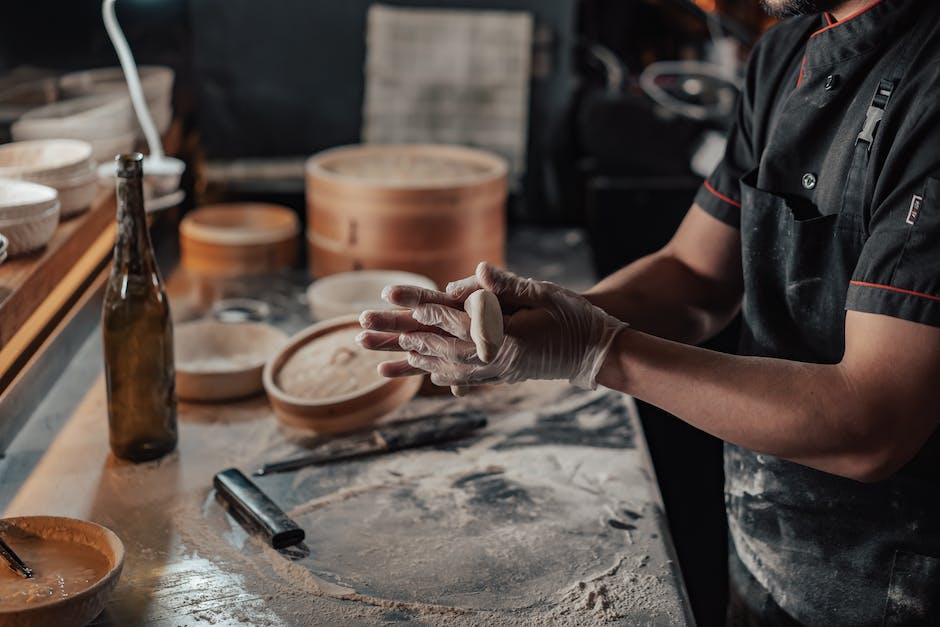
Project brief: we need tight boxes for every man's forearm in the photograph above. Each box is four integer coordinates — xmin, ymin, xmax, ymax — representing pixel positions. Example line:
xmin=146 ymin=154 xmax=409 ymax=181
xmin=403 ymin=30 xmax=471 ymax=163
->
xmin=596 ymin=327 xmax=890 ymax=482
xmin=584 ymin=252 xmax=740 ymax=345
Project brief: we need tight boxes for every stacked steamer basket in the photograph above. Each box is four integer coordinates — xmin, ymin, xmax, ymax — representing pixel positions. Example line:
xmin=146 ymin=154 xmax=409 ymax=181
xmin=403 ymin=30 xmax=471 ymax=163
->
xmin=179 ymin=203 xmax=300 ymax=280
xmin=305 ymin=144 xmax=508 ymax=288
xmin=0 ymin=139 xmax=94 ymax=219
xmin=0 ymin=179 xmax=61 ymax=258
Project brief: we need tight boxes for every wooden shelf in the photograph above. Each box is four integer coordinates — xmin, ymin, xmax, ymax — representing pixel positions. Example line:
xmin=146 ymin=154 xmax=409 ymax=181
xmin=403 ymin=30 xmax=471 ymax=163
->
xmin=0 ymin=189 xmax=116 ymax=387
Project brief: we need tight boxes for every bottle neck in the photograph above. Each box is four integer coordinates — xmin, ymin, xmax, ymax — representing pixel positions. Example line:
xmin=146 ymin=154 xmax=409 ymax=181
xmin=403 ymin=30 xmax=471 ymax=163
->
xmin=113 ymin=171 xmax=155 ymax=274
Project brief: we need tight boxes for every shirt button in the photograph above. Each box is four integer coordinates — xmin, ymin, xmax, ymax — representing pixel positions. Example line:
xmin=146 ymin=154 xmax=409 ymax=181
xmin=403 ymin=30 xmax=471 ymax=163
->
xmin=802 ymin=173 xmax=817 ymax=190
xmin=825 ymin=74 xmax=840 ymax=91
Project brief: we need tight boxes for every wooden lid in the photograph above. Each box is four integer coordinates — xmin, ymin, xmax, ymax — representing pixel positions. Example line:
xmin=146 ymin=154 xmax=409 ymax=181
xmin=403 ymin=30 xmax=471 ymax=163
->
xmin=263 ymin=315 xmax=422 ymax=433
xmin=180 ymin=203 xmax=299 ymax=246
xmin=306 ymin=144 xmax=507 ymax=190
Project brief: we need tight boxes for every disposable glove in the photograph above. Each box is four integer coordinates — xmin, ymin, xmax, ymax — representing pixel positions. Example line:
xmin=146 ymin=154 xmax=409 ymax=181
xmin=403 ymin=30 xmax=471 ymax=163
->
xmin=357 ymin=262 xmax=627 ymax=390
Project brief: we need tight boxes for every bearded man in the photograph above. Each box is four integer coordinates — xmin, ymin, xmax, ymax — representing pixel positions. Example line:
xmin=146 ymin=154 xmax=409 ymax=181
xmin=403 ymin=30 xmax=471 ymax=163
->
xmin=359 ymin=0 xmax=940 ymax=623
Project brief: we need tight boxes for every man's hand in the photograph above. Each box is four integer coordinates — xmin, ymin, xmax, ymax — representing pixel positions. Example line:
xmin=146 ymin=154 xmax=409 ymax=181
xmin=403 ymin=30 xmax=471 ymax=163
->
xmin=357 ymin=262 xmax=627 ymax=390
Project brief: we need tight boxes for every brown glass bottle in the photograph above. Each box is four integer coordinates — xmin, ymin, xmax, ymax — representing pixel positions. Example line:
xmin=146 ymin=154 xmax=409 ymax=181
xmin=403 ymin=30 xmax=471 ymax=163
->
xmin=102 ymin=153 xmax=177 ymax=462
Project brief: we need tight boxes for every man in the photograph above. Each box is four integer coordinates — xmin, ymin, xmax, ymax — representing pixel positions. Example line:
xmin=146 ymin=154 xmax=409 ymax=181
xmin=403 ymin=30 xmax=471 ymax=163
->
xmin=358 ymin=0 xmax=940 ymax=623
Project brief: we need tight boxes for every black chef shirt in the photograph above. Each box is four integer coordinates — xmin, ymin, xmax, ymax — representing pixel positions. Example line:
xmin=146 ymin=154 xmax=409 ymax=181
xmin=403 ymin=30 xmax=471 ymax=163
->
xmin=691 ymin=0 xmax=940 ymax=624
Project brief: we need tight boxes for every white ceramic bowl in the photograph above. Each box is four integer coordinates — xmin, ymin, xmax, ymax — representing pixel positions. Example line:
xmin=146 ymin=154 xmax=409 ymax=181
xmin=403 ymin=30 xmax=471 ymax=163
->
xmin=0 ymin=201 xmax=60 ymax=256
xmin=58 ymin=66 xmax=175 ymax=135
xmin=85 ymin=131 xmax=137 ymax=164
xmin=55 ymin=167 xmax=98 ymax=218
xmin=0 ymin=179 xmax=59 ymax=221
xmin=11 ymin=94 xmax=136 ymax=143
xmin=0 ymin=139 xmax=93 ymax=183
xmin=307 ymin=270 xmax=438 ymax=321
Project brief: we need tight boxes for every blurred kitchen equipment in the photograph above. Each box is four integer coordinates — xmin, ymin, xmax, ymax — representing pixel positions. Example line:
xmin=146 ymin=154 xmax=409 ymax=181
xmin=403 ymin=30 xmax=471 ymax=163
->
xmin=0 ymin=516 xmax=124 ymax=627
xmin=211 ymin=298 xmax=272 ymax=324
xmin=263 ymin=315 xmax=422 ymax=434
xmin=306 ymin=144 xmax=506 ymax=288
xmin=180 ymin=203 xmax=299 ymax=279
xmin=306 ymin=269 xmax=437 ymax=321
xmin=363 ymin=5 xmax=532 ymax=187
xmin=0 ymin=76 xmax=58 ymax=143
xmin=97 ymin=0 xmax=184 ymax=202
xmin=59 ymin=65 xmax=174 ymax=137
xmin=174 ymin=319 xmax=288 ymax=402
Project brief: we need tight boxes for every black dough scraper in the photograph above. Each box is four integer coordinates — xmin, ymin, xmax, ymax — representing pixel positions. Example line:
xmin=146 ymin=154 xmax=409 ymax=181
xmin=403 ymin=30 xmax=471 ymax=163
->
xmin=213 ymin=468 xmax=305 ymax=549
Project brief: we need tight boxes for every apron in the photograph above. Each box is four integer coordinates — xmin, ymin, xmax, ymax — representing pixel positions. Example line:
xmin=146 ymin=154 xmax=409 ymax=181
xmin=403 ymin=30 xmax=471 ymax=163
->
xmin=726 ymin=9 xmax=940 ymax=625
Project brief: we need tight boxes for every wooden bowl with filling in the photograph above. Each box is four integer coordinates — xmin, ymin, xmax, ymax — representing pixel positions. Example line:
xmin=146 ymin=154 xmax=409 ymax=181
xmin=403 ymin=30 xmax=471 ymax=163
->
xmin=0 ymin=516 xmax=124 ymax=627
xmin=175 ymin=319 xmax=289 ymax=402
xmin=262 ymin=315 xmax=422 ymax=433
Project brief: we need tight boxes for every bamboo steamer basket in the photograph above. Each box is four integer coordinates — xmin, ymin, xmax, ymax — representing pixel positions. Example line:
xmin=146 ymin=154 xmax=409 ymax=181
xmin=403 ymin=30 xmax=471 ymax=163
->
xmin=305 ymin=144 xmax=507 ymax=287
xmin=263 ymin=315 xmax=422 ymax=434
xmin=180 ymin=203 xmax=300 ymax=279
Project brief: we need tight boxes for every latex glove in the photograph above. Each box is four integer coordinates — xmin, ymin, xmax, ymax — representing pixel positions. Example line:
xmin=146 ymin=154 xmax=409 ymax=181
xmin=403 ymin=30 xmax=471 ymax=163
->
xmin=358 ymin=262 xmax=627 ymax=390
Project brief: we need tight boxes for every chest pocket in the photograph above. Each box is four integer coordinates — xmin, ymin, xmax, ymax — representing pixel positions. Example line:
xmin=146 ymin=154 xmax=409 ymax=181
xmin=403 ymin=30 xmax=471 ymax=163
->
xmin=883 ymin=551 xmax=940 ymax=626
xmin=739 ymin=167 xmax=866 ymax=362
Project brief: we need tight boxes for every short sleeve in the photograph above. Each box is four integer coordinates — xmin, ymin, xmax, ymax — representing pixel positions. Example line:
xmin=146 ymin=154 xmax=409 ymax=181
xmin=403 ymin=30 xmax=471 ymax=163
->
xmin=846 ymin=106 xmax=940 ymax=327
xmin=693 ymin=44 xmax=761 ymax=229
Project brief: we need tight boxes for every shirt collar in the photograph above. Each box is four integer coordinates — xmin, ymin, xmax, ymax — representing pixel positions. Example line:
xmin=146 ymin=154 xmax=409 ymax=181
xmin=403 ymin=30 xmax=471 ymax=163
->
xmin=803 ymin=0 xmax=920 ymax=70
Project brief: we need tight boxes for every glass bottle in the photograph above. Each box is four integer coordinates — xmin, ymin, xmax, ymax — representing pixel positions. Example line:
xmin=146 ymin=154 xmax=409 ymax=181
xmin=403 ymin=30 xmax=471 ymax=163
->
xmin=102 ymin=153 xmax=177 ymax=462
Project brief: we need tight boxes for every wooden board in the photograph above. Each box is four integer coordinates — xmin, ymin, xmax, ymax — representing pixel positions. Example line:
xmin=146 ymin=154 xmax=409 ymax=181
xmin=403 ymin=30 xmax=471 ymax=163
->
xmin=0 ymin=188 xmax=115 ymax=385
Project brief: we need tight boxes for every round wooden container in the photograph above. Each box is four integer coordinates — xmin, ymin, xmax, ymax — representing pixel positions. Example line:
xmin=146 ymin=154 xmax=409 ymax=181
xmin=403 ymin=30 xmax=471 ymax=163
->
xmin=305 ymin=144 xmax=507 ymax=287
xmin=179 ymin=203 xmax=299 ymax=278
xmin=175 ymin=320 xmax=289 ymax=402
xmin=262 ymin=315 xmax=422 ymax=434
xmin=0 ymin=516 xmax=124 ymax=627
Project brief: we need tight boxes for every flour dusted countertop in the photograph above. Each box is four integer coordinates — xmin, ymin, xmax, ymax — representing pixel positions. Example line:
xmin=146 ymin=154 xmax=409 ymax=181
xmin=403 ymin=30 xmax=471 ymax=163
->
xmin=0 ymin=227 xmax=692 ymax=625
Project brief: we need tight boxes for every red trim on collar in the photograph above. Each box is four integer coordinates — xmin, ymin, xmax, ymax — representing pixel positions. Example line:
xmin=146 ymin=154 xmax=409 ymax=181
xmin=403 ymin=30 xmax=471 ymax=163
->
xmin=797 ymin=55 xmax=808 ymax=87
xmin=850 ymin=281 xmax=940 ymax=303
xmin=824 ymin=12 xmax=835 ymax=25
xmin=704 ymin=180 xmax=742 ymax=208
xmin=810 ymin=0 xmax=883 ymax=39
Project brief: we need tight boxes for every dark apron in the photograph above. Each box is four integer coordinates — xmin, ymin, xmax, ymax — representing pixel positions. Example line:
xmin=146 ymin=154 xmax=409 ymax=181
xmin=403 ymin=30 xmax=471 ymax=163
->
xmin=726 ymin=14 xmax=940 ymax=626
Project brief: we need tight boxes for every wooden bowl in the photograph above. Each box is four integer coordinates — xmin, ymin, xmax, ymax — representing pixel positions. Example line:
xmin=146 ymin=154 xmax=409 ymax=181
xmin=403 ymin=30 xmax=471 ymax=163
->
xmin=175 ymin=320 xmax=288 ymax=402
xmin=263 ymin=315 xmax=422 ymax=433
xmin=180 ymin=203 xmax=300 ymax=278
xmin=306 ymin=269 xmax=437 ymax=321
xmin=0 ymin=516 xmax=124 ymax=627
